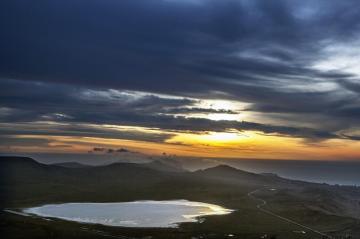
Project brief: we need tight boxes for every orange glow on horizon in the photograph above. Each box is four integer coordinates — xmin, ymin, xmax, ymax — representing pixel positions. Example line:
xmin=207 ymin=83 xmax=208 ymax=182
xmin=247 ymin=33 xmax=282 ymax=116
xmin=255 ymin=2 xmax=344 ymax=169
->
xmin=2 ymin=130 xmax=360 ymax=161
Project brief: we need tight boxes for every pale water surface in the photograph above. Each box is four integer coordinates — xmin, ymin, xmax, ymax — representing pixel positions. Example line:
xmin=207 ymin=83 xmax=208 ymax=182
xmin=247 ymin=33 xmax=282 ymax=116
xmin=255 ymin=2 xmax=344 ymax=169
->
xmin=24 ymin=200 xmax=233 ymax=228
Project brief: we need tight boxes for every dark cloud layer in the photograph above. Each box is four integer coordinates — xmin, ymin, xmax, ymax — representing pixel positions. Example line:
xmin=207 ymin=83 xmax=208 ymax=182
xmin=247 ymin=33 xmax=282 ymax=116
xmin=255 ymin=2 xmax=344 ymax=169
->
xmin=0 ymin=80 xmax=352 ymax=142
xmin=2 ymin=0 xmax=360 ymax=95
xmin=1 ymin=0 xmax=360 ymax=145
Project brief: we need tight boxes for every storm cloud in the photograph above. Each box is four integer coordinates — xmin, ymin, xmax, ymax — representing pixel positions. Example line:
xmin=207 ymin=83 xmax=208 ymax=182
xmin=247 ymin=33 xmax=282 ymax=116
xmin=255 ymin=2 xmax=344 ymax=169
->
xmin=1 ymin=0 xmax=360 ymax=146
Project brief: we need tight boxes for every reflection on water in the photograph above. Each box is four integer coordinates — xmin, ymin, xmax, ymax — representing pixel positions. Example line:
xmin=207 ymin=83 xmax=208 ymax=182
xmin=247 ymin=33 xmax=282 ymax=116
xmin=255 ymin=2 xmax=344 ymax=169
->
xmin=24 ymin=200 xmax=233 ymax=228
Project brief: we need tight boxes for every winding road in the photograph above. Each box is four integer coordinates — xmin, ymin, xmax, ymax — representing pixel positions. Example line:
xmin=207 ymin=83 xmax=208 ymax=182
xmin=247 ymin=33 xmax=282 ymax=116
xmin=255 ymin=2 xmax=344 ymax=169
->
xmin=248 ymin=188 xmax=332 ymax=239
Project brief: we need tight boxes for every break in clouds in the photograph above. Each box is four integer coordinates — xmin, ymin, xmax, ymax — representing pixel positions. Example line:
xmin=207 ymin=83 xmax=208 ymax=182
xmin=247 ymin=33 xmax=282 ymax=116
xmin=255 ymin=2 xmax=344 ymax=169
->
xmin=1 ymin=0 xmax=360 ymax=148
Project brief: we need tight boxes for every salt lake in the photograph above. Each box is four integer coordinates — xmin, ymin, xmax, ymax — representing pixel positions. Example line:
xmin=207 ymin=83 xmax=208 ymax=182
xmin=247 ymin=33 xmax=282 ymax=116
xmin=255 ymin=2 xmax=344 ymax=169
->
xmin=24 ymin=200 xmax=233 ymax=228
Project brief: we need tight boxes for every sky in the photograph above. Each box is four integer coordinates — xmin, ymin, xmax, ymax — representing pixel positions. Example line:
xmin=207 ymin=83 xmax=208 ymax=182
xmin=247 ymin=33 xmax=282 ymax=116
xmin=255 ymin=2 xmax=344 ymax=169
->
xmin=1 ymin=0 xmax=360 ymax=161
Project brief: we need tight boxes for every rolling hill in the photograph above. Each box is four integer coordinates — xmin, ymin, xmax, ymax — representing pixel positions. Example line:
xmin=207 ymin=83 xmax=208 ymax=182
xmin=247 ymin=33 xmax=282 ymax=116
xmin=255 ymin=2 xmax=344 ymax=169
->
xmin=1 ymin=156 xmax=360 ymax=238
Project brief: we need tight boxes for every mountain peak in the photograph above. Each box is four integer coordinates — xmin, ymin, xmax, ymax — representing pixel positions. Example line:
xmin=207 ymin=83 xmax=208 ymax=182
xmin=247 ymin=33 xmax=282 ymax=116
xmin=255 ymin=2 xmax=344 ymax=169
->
xmin=195 ymin=164 xmax=260 ymax=179
xmin=203 ymin=164 xmax=241 ymax=172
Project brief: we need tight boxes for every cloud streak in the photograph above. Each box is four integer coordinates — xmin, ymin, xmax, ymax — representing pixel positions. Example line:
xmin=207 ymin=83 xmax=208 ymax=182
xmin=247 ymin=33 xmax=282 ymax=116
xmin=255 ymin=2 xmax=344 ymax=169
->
xmin=1 ymin=0 xmax=360 ymax=157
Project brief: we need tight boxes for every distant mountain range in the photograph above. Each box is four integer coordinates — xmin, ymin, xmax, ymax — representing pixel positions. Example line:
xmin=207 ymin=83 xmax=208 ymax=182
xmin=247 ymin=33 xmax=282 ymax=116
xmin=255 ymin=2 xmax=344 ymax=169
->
xmin=52 ymin=162 xmax=91 ymax=168
xmin=50 ymin=158 xmax=185 ymax=172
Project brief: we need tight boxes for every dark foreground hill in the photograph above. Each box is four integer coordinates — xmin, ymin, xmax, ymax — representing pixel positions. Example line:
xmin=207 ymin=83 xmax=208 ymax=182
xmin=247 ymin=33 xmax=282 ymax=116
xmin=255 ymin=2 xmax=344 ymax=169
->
xmin=0 ymin=156 xmax=178 ymax=207
xmin=1 ymin=156 xmax=360 ymax=239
